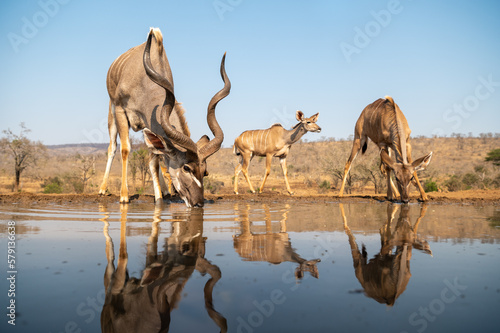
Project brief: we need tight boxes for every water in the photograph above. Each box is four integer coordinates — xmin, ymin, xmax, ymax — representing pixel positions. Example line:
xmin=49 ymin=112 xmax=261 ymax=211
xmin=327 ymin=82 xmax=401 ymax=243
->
xmin=1 ymin=201 xmax=499 ymax=333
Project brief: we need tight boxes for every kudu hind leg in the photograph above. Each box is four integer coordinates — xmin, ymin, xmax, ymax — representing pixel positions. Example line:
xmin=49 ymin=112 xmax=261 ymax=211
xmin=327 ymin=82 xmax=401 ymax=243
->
xmin=99 ymin=103 xmax=118 ymax=195
xmin=239 ymin=152 xmax=256 ymax=194
xmin=233 ymin=163 xmax=242 ymax=194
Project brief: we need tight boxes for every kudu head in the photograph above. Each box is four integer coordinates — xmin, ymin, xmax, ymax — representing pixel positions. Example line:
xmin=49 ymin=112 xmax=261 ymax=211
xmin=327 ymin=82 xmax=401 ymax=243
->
xmin=295 ymin=111 xmax=321 ymax=133
xmin=380 ymin=150 xmax=432 ymax=203
xmin=142 ymin=30 xmax=230 ymax=207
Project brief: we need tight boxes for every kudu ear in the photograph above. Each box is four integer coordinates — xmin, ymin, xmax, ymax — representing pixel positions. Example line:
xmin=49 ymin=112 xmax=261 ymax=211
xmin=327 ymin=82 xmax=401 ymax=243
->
xmin=380 ymin=149 xmax=396 ymax=170
xmin=196 ymin=135 xmax=210 ymax=149
xmin=144 ymin=128 xmax=171 ymax=155
xmin=296 ymin=110 xmax=305 ymax=122
xmin=310 ymin=112 xmax=319 ymax=122
xmin=413 ymin=152 xmax=433 ymax=172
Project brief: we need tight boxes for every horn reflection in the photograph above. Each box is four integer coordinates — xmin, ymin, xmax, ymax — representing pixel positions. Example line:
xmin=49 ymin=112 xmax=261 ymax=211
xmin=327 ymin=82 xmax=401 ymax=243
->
xmin=100 ymin=204 xmax=227 ymax=332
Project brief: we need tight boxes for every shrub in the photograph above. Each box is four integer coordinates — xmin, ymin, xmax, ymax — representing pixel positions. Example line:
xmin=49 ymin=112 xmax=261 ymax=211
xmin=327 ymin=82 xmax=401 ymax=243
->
xmin=485 ymin=148 xmax=500 ymax=166
xmin=424 ymin=179 xmax=438 ymax=192
xmin=492 ymin=174 xmax=500 ymax=188
xmin=462 ymin=173 xmax=479 ymax=189
xmin=41 ymin=177 xmax=63 ymax=194
xmin=444 ymin=175 xmax=462 ymax=192
xmin=319 ymin=180 xmax=331 ymax=190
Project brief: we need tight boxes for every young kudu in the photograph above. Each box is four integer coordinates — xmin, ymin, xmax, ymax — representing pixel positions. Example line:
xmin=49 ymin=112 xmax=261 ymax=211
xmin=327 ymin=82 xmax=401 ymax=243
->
xmin=98 ymin=28 xmax=230 ymax=207
xmin=338 ymin=96 xmax=432 ymax=202
xmin=233 ymin=111 xmax=321 ymax=195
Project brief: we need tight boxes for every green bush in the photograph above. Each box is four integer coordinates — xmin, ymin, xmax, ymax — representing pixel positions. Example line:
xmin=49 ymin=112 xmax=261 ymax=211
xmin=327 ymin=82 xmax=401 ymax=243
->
xmin=319 ymin=180 xmax=331 ymax=190
xmin=485 ymin=148 xmax=500 ymax=166
xmin=42 ymin=177 xmax=63 ymax=194
xmin=424 ymin=179 xmax=438 ymax=192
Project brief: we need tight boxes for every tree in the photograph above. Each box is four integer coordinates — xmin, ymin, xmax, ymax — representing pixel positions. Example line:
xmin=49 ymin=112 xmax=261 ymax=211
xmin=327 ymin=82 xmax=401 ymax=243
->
xmin=75 ymin=154 xmax=96 ymax=193
xmin=130 ymin=147 xmax=150 ymax=191
xmin=485 ymin=148 xmax=500 ymax=166
xmin=0 ymin=123 xmax=46 ymax=192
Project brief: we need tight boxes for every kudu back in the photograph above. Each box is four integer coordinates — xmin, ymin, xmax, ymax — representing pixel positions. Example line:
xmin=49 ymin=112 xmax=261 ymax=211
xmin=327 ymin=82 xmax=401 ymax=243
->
xmin=98 ymin=28 xmax=230 ymax=207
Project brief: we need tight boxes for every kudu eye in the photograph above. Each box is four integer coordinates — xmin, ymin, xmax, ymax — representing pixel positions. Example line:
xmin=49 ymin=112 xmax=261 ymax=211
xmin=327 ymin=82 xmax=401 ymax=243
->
xmin=183 ymin=165 xmax=191 ymax=173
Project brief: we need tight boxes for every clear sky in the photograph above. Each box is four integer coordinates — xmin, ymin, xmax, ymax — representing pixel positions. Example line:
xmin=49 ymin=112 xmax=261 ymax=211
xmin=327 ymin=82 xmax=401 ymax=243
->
xmin=1 ymin=0 xmax=499 ymax=146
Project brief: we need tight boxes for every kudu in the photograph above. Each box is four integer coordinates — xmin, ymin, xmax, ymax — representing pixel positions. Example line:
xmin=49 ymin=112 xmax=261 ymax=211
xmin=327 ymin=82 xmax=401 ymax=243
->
xmin=101 ymin=204 xmax=227 ymax=332
xmin=233 ymin=203 xmax=321 ymax=278
xmin=98 ymin=28 xmax=230 ymax=207
xmin=338 ymin=96 xmax=432 ymax=202
xmin=233 ymin=111 xmax=321 ymax=195
xmin=341 ymin=203 xmax=432 ymax=306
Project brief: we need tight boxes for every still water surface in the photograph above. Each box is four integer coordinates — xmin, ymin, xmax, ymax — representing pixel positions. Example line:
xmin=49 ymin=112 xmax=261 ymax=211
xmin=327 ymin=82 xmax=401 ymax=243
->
xmin=0 ymin=201 xmax=499 ymax=332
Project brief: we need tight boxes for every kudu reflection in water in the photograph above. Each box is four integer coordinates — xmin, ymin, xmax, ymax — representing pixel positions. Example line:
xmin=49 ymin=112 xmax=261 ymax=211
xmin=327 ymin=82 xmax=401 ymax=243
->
xmin=233 ymin=203 xmax=320 ymax=279
xmin=341 ymin=203 xmax=432 ymax=306
xmin=100 ymin=204 xmax=227 ymax=332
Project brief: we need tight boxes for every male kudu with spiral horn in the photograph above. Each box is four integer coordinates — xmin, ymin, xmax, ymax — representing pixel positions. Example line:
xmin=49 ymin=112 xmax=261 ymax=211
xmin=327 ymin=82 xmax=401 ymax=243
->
xmin=98 ymin=28 xmax=230 ymax=207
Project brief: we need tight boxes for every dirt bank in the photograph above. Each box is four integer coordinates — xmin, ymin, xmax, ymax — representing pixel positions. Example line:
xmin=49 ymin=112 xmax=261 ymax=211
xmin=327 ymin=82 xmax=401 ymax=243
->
xmin=0 ymin=189 xmax=499 ymax=206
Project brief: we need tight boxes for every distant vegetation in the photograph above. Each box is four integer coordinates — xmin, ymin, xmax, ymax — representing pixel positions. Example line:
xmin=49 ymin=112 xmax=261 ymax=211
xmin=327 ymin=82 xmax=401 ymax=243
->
xmin=0 ymin=132 xmax=499 ymax=196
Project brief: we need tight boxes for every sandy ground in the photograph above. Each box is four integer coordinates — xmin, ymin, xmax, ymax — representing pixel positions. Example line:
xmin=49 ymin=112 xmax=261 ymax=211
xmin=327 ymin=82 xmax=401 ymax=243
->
xmin=0 ymin=189 xmax=499 ymax=206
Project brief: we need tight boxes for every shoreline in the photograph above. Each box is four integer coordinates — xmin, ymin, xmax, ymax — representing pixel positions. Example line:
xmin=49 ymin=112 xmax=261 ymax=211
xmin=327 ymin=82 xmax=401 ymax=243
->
xmin=0 ymin=190 xmax=499 ymax=206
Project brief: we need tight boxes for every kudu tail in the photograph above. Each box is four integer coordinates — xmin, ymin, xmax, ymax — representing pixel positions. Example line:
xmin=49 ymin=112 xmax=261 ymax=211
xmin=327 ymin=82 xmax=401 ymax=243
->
xmin=361 ymin=141 xmax=368 ymax=154
xmin=233 ymin=145 xmax=241 ymax=156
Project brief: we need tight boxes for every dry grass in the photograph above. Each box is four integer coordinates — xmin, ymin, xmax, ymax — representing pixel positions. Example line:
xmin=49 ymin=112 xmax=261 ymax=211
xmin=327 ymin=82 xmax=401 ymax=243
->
xmin=0 ymin=136 xmax=499 ymax=197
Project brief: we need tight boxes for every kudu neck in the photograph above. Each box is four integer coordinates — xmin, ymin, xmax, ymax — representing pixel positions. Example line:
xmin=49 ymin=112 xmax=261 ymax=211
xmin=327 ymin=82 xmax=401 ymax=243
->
xmin=390 ymin=134 xmax=408 ymax=164
xmin=286 ymin=123 xmax=307 ymax=144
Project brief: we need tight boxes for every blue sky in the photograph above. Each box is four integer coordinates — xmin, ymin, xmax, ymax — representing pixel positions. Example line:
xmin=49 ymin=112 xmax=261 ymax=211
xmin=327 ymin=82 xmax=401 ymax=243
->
xmin=0 ymin=0 xmax=499 ymax=146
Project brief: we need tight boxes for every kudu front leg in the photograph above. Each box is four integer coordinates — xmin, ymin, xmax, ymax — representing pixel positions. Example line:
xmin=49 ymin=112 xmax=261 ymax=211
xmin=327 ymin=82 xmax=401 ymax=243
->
xmin=99 ymin=103 xmax=118 ymax=196
xmin=280 ymin=157 xmax=293 ymax=195
xmin=148 ymin=153 xmax=163 ymax=204
xmin=235 ymin=152 xmax=256 ymax=194
xmin=381 ymin=148 xmax=400 ymax=201
xmin=406 ymin=143 xmax=428 ymax=201
xmin=339 ymin=138 xmax=362 ymax=196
